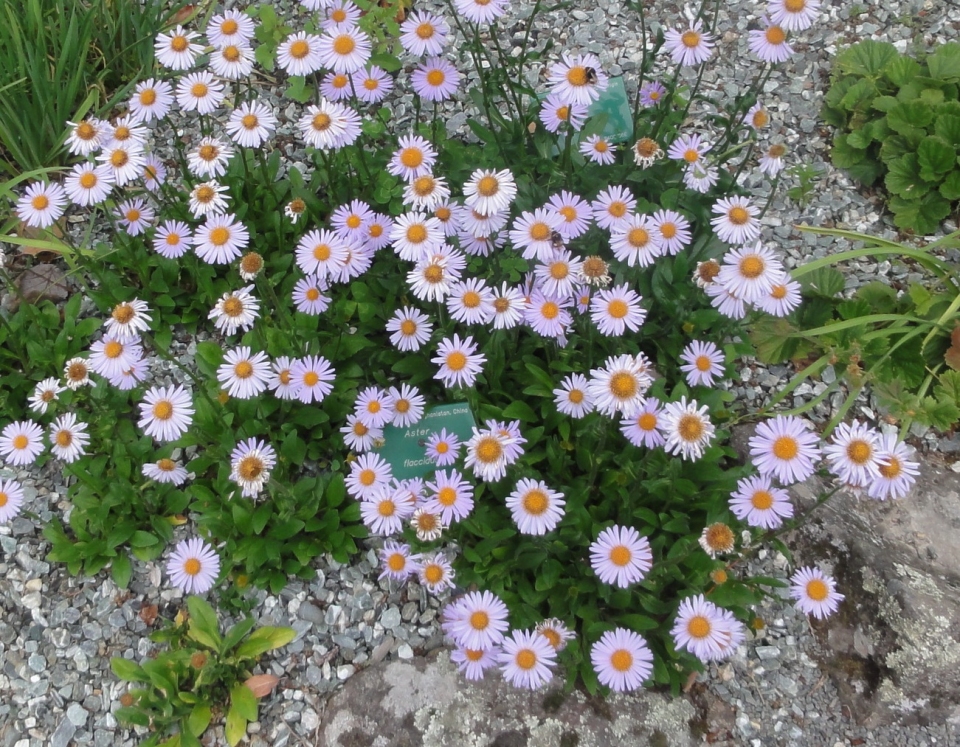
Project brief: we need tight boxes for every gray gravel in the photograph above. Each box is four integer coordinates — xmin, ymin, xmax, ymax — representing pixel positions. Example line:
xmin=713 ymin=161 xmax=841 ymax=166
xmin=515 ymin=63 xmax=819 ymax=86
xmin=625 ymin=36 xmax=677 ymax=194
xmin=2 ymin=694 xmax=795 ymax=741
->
xmin=3 ymin=0 xmax=960 ymax=746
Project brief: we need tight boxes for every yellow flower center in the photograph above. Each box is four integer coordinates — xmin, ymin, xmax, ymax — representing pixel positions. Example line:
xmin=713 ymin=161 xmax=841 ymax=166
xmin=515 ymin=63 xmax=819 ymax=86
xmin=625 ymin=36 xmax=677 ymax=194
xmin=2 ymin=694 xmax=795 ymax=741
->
xmin=515 ymin=649 xmax=537 ymax=670
xmin=806 ymin=578 xmax=828 ymax=601
xmin=566 ymin=66 xmax=587 ymax=86
xmin=608 ymin=201 xmax=627 ymax=218
xmin=400 ymin=148 xmax=424 ymax=168
xmin=660 ymin=222 xmax=677 ymax=239
xmin=727 ymin=206 xmax=750 ymax=225
xmin=209 ymin=227 xmax=230 ymax=246
xmin=594 ymin=140 xmax=609 ymax=152
xmin=475 ymin=437 xmax=502 ymax=463
xmin=312 ymin=113 xmax=332 ymax=132
xmin=846 ymin=440 xmax=872 ymax=465
xmin=333 ymin=34 xmax=356 ymax=56
xmin=638 ymin=413 xmax=657 ymax=431
xmin=79 ymin=172 xmax=98 ymax=189
xmin=522 ymin=490 xmax=548 ymax=515
xmin=446 ymin=351 xmax=467 ymax=371
xmin=111 ymin=150 xmax=129 ymax=167
xmin=784 ymin=0 xmax=805 ymax=12
xmin=289 ymin=39 xmax=310 ymax=59
xmin=195 ymin=185 xmax=215 ymax=203
xmin=221 ymin=18 xmax=239 ymax=35
xmin=306 ymin=287 xmax=321 ymax=301
xmin=400 ymin=319 xmax=418 ymax=336
xmin=695 ymin=355 xmax=713 ymax=372
xmin=313 ymin=243 xmax=331 ymax=261
xmin=549 ymin=261 xmax=569 ymax=280
xmin=125 ymin=209 xmax=141 ymax=223
xmin=477 ymin=175 xmax=499 ymax=197
xmin=241 ymin=113 xmax=259 ymax=130
xmin=198 ymin=144 xmax=218 ymax=162
xmin=222 ymin=297 xmax=244 ymax=317
xmin=635 ymin=138 xmax=658 ymax=158
xmin=152 ymin=401 xmax=173 ymax=420
xmin=609 ymin=545 xmax=632 ymax=566
xmin=750 ymin=490 xmax=774 ymax=510
xmin=772 ymin=436 xmax=798 ymax=460
xmin=416 ymin=22 xmax=435 ymax=39
xmin=12 ymin=435 xmax=28 ymax=450
xmin=234 ymin=361 xmax=254 ymax=379
xmin=77 ymin=121 xmax=96 ymax=140
xmin=224 ymin=48 xmax=242 ymax=65
xmin=541 ymin=301 xmax=559 ymax=320
xmin=359 ymin=469 xmax=376 ymax=486
xmin=683 ymin=148 xmax=700 ymax=164
xmin=31 ymin=195 xmax=49 ymax=210
xmin=114 ymin=126 xmax=131 ymax=141
xmin=609 ymin=372 xmax=637 ymax=399
xmin=378 ymin=499 xmax=396 ymax=516
xmin=739 ymin=255 xmax=764 ymax=278
xmin=184 ymin=558 xmax=201 ymax=575
xmin=469 ymin=610 xmax=489 ymax=630
xmin=878 ymin=456 xmax=901 ymax=479
xmin=437 ymin=487 xmax=457 ymax=506
xmin=303 ymin=371 xmax=320 ymax=387
xmin=681 ymin=30 xmax=701 ymax=48
xmin=556 ymin=105 xmax=570 ymax=121
xmin=752 ymin=109 xmax=770 ymax=128
xmin=424 ymin=264 xmax=443 ymax=283
xmin=104 ymin=341 xmax=124 ymax=359
xmin=388 ymin=553 xmax=406 ymax=571
xmin=462 ymin=291 xmax=481 ymax=308
xmin=191 ymin=82 xmax=209 ymax=98
xmin=677 ymin=414 xmax=705 ymax=442
xmin=55 ymin=430 xmax=72 ymax=447
xmin=157 ymin=458 xmax=176 ymax=472
xmin=170 ymin=35 xmax=188 ymax=52
xmin=424 ymin=564 xmax=443 ymax=584
xmin=395 ymin=399 xmax=410 ymax=414
xmin=687 ymin=616 xmax=710 ymax=638
xmin=704 ymin=523 xmax=734 ymax=551
xmin=113 ymin=303 xmax=135 ymax=324
xmin=610 ymin=649 xmax=633 ymax=672
xmin=426 ymin=69 xmax=445 ymax=86
xmin=766 ymin=25 xmax=786 ymax=45
xmin=406 ymin=224 xmax=427 ymax=243
xmin=165 ymin=233 xmax=181 ymax=246
xmin=607 ymin=299 xmax=629 ymax=319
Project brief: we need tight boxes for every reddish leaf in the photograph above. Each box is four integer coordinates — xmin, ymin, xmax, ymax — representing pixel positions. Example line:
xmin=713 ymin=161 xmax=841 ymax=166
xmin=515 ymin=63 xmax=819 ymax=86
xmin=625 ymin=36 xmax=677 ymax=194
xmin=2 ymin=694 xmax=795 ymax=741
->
xmin=244 ymin=674 xmax=280 ymax=699
xmin=139 ymin=604 xmax=159 ymax=626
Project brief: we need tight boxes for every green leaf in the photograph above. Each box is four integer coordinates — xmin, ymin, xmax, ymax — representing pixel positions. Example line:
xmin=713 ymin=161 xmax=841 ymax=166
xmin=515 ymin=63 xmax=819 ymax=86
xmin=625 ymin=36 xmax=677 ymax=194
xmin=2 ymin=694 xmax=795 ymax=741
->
xmin=803 ymin=267 xmax=846 ymax=298
xmin=111 ymin=657 xmax=149 ymax=682
xmin=935 ymin=113 xmax=960 ymax=148
xmin=835 ymin=40 xmax=899 ymax=78
xmin=222 ymin=617 xmax=258 ymax=654
xmin=368 ymin=52 xmax=401 ymax=73
xmin=115 ymin=706 xmax=151 ymax=727
xmin=500 ymin=400 xmax=538 ymax=422
xmin=889 ymin=192 xmax=952 ymax=234
xmin=231 ymin=683 xmax=259 ymax=721
xmin=186 ymin=596 xmax=222 ymax=650
xmin=887 ymin=100 xmax=934 ymax=139
xmin=284 ymin=76 xmax=312 ymax=104
xmin=130 ymin=530 xmax=159 ymax=548
xmin=917 ymin=136 xmax=956 ymax=181
xmin=194 ymin=341 xmax=224 ymax=377
xmin=839 ymin=78 xmax=879 ymax=113
xmin=920 ymin=396 xmax=960 ymax=430
xmin=187 ymin=704 xmax=212 ymax=738
xmin=830 ymin=134 xmax=883 ymax=184
xmin=855 ymin=281 xmax=898 ymax=313
xmin=939 ymin=170 xmax=960 ymax=201
xmin=111 ymin=553 xmax=132 ymax=589
xmin=234 ymin=626 xmax=296 ymax=660
xmin=883 ymin=55 xmax=921 ymax=87
xmin=749 ymin=318 xmax=800 ymax=363
xmin=885 ymin=153 xmax=934 ymax=199
xmin=935 ymin=370 xmax=960 ymax=405
xmin=224 ymin=704 xmax=246 ymax=747
xmin=928 ymin=42 xmax=960 ymax=82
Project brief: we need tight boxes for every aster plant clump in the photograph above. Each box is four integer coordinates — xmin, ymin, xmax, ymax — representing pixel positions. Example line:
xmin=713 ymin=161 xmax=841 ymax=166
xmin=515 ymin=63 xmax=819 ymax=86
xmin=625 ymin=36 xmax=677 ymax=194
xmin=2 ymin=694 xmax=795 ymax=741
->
xmin=1 ymin=0 xmax=921 ymax=706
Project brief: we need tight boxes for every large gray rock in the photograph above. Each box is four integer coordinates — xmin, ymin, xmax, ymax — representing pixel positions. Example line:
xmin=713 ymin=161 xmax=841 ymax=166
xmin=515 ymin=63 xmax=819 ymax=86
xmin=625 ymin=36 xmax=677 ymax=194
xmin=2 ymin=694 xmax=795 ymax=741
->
xmin=15 ymin=263 xmax=70 ymax=305
xmin=319 ymin=651 xmax=696 ymax=747
xmin=791 ymin=460 xmax=960 ymax=727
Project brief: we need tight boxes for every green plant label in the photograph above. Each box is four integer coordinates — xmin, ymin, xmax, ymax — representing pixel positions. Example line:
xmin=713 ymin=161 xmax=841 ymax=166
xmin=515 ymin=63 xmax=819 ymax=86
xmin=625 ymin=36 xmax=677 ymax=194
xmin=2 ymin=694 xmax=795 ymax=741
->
xmin=377 ymin=403 xmax=477 ymax=480
xmin=591 ymin=76 xmax=634 ymax=143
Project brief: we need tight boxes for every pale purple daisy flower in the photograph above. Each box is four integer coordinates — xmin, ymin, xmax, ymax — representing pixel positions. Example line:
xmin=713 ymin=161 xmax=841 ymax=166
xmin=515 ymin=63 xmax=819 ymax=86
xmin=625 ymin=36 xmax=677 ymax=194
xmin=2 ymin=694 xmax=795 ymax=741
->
xmin=217 ymin=347 xmax=272 ymax=400
xmin=664 ymin=20 xmax=715 ymax=67
xmin=142 ymin=458 xmax=188 ymax=486
xmin=684 ymin=161 xmax=720 ymax=194
xmin=139 ymin=386 xmax=194 ymax=442
xmin=361 ymin=486 xmax=415 ymax=536
xmin=667 ymin=133 xmax=711 ymax=166
xmin=580 ymin=134 xmax=617 ymax=165
xmin=705 ymin=281 xmax=747 ymax=320
xmin=226 ymin=101 xmax=278 ymax=148
xmin=506 ymin=478 xmax=565 ymax=535
xmin=462 ymin=168 xmax=516 ymax=217
xmin=0 ymin=421 xmax=45 ymax=466
xmin=671 ymin=594 xmax=729 ymax=663
xmin=452 ymin=645 xmax=501 ymax=681
xmin=590 ymin=525 xmax=653 ymax=588
xmin=499 ymin=629 xmax=557 ymax=689
xmin=277 ymin=31 xmax=324 ymax=77
xmin=447 ymin=277 xmax=495 ymax=325
xmin=587 ymin=354 xmax=653 ymax=418
xmin=790 ymin=566 xmax=843 ymax=619
xmin=454 ymin=0 xmax=508 ymax=24
xmin=745 ymin=101 xmax=771 ymax=130
xmin=64 ymin=163 xmax=114 ymax=207
xmin=292 ymin=275 xmax=331 ymax=315
xmin=660 ymin=397 xmax=715 ymax=461
xmin=354 ymin=386 xmax=395 ymax=429
xmin=0 ymin=478 xmax=25 ymax=523
xmin=379 ymin=540 xmax=420 ymax=583
xmin=416 ymin=551 xmax=456 ymax=593
xmin=155 ymin=25 xmax=203 ymax=70
xmin=345 ymin=452 xmax=393 ymax=501
xmin=229 ymin=438 xmax=277 ymax=498
xmin=710 ymin=197 xmax=761 ymax=245
xmin=749 ymin=415 xmax=821 ymax=485
xmin=679 ymin=340 xmax=725 ymax=387
xmin=17 ymin=182 xmax=67 ymax=229
xmin=538 ymin=93 xmax=588 ymax=133
xmin=425 ymin=428 xmax=461 ymax=467
xmin=758 ymin=143 xmax=788 ymax=177
xmin=824 ymin=421 xmax=884 ymax=488
xmin=638 ymin=80 xmax=666 ymax=107
xmin=650 ymin=210 xmax=693 ymax=255
xmin=432 ymin=334 xmax=485 ymax=388
xmin=176 ymin=72 xmax=224 ymax=115
xmin=609 ymin=213 xmax=663 ymax=268
xmin=89 ymin=335 xmax=143 ymax=380
xmin=591 ymin=628 xmax=654 ymax=692
xmin=590 ymin=284 xmax=646 ymax=336
xmin=546 ymin=190 xmax=592 ymax=239
xmin=269 ymin=357 xmax=299 ymax=401
xmin=195 ymin=213 xmax=249 ymax=264
xmin=320 ymin=70 xmax=352 ymax=101
xmin=525 ymin=291 xmax=572 ymax=340
xmin=166 ymin=538 xmax=220 ymax=594
xmin=749 ymin=19 xmax=795 ymax=63
xmin=295 ymin=229 xmax=349 ymax=279
xmin=115 ymin=199 xmax=154 ymax=237
xmin=399 ymin=11 xmax=449 ymax=57
xmin=410 ymin=57 xmax=460 ymax=101
xmin=48 ymin=412 xmax=89 ymax=463
xmin=388 ymin=384 xmax=425 ymax=428
xmin=289 ymin=355 xmax=336 ymax=404
xmin=353 ymin=65 xmax=394 ymax=104
xmin=153 ymin=221 xmax=193 ymax=259
xmin=424 ymin=469 xmax=474 ymax=524
xmin=388 ymin=134 xmax=437 ymax=181
xmin=768 ymin=0 xmax=821 ymax=32
xmin=717 ymin=241 xmax=784 ymax=303
xmin=867 ymin=432 xmax=919 ymax=501
xmin=592 ymin=185 xmax=636 ymax=231
xmin=318 ymin=26 xmax=372 ymax=74
xmin=65 ymin=117 xmax=105 ymax=156
xmin=535 ymin=250 xmax=582 ymax=297
xmin=206 ymin=9 xmax=255 ymax=47
xmin=490 ymin=282 xmax=527 ymax=330
xmin=510 ymin=209 xmax=564 ymax=261
xmin=553 ymin=373 xmax=594 ymax=419
xmin=620 ymin=397 xmax=666 ymax=448
xmin=28 ymin=377 xmax=64 ymax=414
xmin=756 ymin=271 xmax=802 ymax=316
xmin=387 ymin=306 xmax=433 ymax=351
xmin=321 ymin=0 xmax=360 ymax=30
xmin=729 ymin=475 xmax=794 ymax=529
xmin=548 ymin=52 xmax=607 ymax=106
xmin=341 ymin=414 xmax=383 ymax=453
xmin=447 ymin=591 xmax=510 ymax=651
